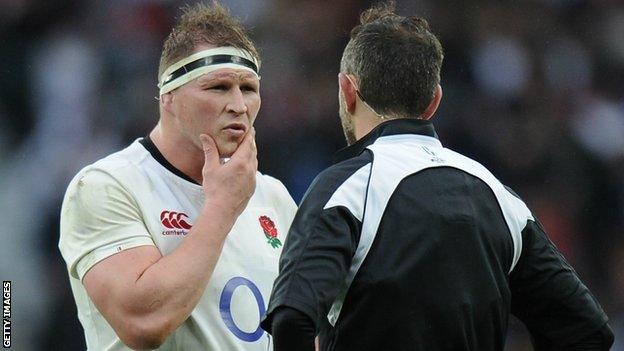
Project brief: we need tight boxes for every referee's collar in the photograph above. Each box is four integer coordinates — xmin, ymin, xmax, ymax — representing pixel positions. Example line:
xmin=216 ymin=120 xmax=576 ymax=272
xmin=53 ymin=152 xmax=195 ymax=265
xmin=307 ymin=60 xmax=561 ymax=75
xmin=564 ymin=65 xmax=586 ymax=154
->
xmin=333 ymin=118 xmax=439 ymax=163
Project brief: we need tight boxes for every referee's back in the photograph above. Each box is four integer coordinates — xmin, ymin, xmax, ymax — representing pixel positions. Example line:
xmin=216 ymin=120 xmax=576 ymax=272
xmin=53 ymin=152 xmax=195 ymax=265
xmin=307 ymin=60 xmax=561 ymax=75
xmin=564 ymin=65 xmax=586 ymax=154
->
xmin=263 ymin=120 xmax=611 ymax=351
xmin=331 ymin=165 xmax=513 ymax=350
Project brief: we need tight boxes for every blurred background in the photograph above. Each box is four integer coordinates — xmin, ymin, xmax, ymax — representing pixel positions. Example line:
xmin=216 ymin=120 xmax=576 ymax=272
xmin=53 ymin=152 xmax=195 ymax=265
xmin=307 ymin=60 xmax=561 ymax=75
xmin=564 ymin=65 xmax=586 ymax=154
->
xmin=0 ymin=0 xmax=622 ymax=349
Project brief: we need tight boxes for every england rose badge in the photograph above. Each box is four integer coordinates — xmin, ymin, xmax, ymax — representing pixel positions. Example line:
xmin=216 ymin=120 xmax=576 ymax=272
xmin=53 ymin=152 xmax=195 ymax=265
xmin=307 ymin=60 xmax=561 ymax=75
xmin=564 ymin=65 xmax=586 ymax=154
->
xmin=258 ymin=215 xmax=282 ymax=249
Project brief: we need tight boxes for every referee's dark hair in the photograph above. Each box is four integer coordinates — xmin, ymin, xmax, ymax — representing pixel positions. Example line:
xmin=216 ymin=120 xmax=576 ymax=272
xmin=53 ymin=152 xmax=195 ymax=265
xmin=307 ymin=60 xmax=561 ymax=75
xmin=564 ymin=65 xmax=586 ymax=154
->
xmin=340 ymin=1 xmax=444 ymax=118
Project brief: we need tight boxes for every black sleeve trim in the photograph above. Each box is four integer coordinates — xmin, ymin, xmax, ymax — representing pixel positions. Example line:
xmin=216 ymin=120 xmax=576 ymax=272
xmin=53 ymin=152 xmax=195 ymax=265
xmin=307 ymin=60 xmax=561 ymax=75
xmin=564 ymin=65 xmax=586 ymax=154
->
xmin=510 ymin=219 xmax=610 ymax=346
xmin=261 ymin=297 xmax=318 ymax=335
xmin=269 ymin=306 xmax=316 ymax=351
xmin=532 ymin=322 xmax=614 ymax=351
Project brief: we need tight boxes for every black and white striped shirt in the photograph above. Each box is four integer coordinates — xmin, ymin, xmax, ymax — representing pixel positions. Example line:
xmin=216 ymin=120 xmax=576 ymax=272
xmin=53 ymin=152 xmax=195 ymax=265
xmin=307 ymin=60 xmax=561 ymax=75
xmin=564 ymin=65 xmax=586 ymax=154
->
xmin=262 ymin=119 xmax=611 ymax=350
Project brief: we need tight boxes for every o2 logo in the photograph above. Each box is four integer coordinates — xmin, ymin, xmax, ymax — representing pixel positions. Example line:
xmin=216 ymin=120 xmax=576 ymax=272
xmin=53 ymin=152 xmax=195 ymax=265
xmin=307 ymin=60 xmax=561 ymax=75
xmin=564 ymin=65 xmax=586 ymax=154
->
xmin=219 ymin=277 xmax=266 ymax=342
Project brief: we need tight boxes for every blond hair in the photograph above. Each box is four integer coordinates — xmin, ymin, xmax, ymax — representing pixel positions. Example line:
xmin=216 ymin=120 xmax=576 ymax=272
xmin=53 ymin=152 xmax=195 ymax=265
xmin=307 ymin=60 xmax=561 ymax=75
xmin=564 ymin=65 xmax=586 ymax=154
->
xmin=158 ymin=1 xmax=260 ymax=78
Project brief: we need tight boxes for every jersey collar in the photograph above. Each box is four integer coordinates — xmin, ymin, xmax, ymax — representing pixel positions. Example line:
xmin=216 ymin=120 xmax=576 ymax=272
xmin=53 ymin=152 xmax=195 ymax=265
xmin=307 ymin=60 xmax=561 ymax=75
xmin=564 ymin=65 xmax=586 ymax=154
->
xmin=139 ymin=135 xmax=201 ymax=185
xmin=333 ymin=119 xmax=439 ymax=163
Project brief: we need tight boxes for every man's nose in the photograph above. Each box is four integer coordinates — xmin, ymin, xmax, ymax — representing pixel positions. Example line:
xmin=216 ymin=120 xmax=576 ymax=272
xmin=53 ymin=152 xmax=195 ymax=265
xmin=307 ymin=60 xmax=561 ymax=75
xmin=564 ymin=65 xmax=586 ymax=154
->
xmin=226 ymin=88 xmax=248 ymax=115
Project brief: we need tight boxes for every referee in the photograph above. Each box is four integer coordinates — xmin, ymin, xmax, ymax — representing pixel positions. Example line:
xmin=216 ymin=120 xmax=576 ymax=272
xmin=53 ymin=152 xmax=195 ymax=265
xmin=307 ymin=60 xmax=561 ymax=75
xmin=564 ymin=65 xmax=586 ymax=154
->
xmin=261 ymin=2 xmax=614 ymax=351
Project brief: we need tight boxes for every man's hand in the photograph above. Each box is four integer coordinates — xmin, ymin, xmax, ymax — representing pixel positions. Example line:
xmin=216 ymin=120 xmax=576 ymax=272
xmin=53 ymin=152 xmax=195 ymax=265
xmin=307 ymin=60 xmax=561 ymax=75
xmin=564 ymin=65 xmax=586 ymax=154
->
xmin=200 ymin=128 xmax=257 ymax=218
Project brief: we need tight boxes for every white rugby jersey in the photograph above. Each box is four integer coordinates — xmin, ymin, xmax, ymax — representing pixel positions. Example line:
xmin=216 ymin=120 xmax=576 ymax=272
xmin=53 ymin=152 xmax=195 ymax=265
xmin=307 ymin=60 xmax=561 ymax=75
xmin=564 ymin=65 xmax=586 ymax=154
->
xmin=59 ymin=138 xmax=297 ymax=351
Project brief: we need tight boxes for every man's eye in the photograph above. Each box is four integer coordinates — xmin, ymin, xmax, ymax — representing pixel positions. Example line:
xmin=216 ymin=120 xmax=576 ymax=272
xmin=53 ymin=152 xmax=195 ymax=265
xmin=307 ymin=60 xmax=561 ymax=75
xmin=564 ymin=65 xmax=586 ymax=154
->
xmin=208 ymin=85 xmax=228 ymax=90
xmin=242 ymin=85 xmax=258 ymax=92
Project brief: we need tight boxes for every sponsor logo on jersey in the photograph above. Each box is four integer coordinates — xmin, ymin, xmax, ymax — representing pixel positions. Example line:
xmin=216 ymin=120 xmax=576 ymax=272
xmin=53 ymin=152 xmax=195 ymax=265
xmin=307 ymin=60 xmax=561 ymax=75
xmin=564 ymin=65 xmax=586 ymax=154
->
xmin=258 ymin=215 xmax=282 ymax=248
xmin=161 ymin=210 xmax=192 ymax=235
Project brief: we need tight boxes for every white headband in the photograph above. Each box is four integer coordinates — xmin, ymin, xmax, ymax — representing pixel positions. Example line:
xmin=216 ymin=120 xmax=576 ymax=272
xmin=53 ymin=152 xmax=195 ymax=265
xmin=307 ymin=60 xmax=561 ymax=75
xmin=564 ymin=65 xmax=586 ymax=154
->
xmin=158 ymin=47 xmax=259 ymax=95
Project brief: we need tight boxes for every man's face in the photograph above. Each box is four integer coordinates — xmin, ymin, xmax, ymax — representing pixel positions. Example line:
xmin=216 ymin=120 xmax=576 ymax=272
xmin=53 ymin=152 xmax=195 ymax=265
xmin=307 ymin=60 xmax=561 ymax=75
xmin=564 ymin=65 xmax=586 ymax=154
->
xmin=339 ymin=89 xmax=357 ymax=146
xmin=168 ymin=52 xmax=260 ymax=157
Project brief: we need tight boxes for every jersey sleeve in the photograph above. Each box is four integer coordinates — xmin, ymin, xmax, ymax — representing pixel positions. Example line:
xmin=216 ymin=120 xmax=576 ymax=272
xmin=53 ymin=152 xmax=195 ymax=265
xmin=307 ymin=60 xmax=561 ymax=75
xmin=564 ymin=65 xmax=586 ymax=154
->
xmin=59 ymin=168 xmax=155 ymax=280
xmin=509 ymin=218 xmax=610 ymax=348
xmin=261 ymin=170 xmax=363 ymax=334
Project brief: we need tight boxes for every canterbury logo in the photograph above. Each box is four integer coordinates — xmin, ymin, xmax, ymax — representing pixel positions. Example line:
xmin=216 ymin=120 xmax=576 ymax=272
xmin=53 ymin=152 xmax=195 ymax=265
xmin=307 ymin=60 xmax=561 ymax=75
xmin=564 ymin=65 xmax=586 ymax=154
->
xmin=160 ymin=211 xmax=192 ymax=230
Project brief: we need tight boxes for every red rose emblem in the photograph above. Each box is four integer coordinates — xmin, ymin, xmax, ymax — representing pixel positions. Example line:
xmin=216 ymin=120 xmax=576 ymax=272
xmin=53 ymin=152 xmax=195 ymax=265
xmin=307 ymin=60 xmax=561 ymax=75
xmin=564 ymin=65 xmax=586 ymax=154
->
xmin=259 ymin=215 xmax=282 ymax=248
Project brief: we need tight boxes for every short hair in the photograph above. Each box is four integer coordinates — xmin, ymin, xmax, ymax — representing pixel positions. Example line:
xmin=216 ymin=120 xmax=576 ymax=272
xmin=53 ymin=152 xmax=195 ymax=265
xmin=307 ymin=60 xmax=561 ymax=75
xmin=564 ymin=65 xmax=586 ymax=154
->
xmin=158 ymin=1 xmax=260 ymax=79
xmin=340 ymin=1 xmax=444 ymax=118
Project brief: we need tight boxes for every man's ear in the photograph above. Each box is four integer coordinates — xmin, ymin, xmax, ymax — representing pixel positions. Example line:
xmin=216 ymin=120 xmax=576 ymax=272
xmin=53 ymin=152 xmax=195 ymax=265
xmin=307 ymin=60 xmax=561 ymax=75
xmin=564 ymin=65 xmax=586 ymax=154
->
xmin=160 ymin=93 xmax=175 ymax=116
xmin=420 ymin=84 xmax=442 ymax=120
xmin=338 ymin=73 xmax=357 ymax=115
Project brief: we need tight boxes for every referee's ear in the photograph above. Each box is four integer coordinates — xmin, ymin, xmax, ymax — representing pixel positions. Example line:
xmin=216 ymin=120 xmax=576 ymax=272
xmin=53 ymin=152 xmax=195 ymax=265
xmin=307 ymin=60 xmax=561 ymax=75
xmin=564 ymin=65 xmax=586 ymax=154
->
xmin=420 ymin=84 xmax=442 ymax=121
xmin=338 ymin=73 xmax=357 ymax=115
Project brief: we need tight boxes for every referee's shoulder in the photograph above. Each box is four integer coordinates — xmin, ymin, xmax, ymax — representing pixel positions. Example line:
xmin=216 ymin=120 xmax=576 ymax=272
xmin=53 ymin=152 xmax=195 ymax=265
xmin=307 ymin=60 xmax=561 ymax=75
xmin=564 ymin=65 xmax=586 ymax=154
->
xmin=301 ymin=150 xmax=373 ymax=207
